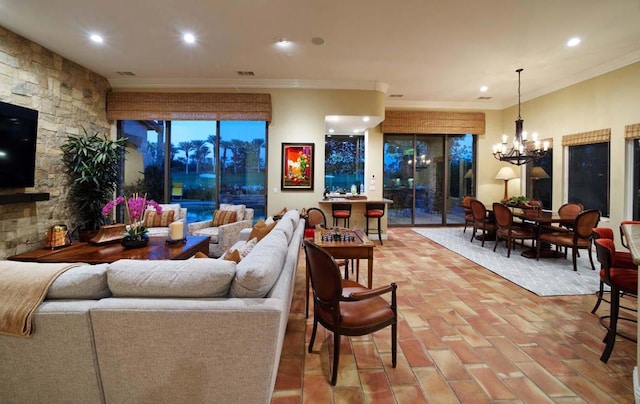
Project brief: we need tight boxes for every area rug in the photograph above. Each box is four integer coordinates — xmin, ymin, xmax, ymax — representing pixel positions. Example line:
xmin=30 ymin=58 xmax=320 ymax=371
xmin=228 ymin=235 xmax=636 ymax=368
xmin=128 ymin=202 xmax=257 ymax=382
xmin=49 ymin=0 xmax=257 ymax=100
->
xmin=412 ymin=227 xmax=603 ymax=296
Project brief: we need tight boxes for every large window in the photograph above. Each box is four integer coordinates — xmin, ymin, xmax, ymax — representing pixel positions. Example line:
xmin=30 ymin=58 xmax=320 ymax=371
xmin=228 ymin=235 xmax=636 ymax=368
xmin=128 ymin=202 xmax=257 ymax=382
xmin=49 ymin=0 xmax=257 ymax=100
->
xmin=119 ymin=120 xmax=267 ymax=223
xmin=526 ymin=149 xmax=553 ymax=209
xmin=568 ymin=142 xmax=609 ymax=217
xmin=324 ymin=135 xmax=364 ymax=193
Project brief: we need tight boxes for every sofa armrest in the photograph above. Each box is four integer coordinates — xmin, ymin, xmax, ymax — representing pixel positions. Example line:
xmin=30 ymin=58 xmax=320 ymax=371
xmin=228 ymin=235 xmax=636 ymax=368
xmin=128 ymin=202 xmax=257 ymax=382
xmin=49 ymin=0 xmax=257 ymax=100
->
xmin=238 ymin=227 xmax=252 ymax=242
xmin=217 ymin=219 xmax=253 ymax=253
xmin=188 ymin=220 xmax=214 ymax=235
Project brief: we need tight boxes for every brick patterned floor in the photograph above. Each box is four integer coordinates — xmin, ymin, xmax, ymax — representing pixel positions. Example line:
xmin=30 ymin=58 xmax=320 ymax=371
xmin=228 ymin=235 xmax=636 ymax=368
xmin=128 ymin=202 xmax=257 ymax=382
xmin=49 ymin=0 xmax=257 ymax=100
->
xmin=271 ymin=228 xmax=637 ymax=403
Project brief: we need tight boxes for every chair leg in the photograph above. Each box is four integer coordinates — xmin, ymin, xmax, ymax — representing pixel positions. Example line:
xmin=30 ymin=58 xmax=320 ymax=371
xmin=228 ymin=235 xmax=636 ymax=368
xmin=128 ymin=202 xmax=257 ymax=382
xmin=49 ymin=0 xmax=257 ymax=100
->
xmin=493 ymin=234 xmax=500 ymax=252
xmin=506 ymin=238 xmax=512 ymax=258
xmin=377 ymin=217 xmax=382 ymax=245
xmin=591 ymin=280 xmax=605 ymax=314
xmin=470 ymin=224 xmax=476 ymax=243
xmin=572 ymin=247 xmax=578 ymax=271
xmin=600 ymin=288 xmax=620 ymax=362
xmin=391 ymin=322 xmax=397 ymax=368
xmin=588 ymin=245 xmax=596 ymax=271
xmin=308 ymin=318 xmax=318 ymax=353
xmin=331 ymin=332 xmax=341 ymax=385
xmin=480 ymin=228 xmax=486 ymax=247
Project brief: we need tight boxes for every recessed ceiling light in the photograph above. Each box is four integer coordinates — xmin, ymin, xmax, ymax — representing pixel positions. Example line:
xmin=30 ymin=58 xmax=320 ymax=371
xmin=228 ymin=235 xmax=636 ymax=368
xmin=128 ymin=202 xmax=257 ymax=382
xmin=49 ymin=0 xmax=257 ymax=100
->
xmin=567 ymin=37 xmax=581 ymax=47
xmin=183 ymin=33 xmax=196 ymax=44
xmin=276 ymin=37 xmax=291 ymax=47
xmin=480 ymin=85 xmax=488 ymax=92
xmin=362 ymin=116 xmax=370 ymax=122
xmin=328 ymin=128 xmax=335 ymax=133
xmin=89 ymin=34 xmax=103 ymax=44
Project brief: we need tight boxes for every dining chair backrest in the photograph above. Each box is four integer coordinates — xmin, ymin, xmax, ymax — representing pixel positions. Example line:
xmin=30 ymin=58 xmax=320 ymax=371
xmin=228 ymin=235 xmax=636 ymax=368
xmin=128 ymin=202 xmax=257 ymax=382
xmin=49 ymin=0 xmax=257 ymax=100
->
xmin=470 ymin=199 xmax=488 ymax=221
xmin=492 ymin=203 xmax=512 ymax=228
xmin=303 ymin=240 xmax=344 ymax=314
xmin=573 ymin=209 xmax=600 ymax=240
xmin=558 ymin=202 xmax=584 ymax=219
xmin=306 ymin=207 xmax=327 ymax=229
xmin=462 ymin=195 xmax=475 ymax=210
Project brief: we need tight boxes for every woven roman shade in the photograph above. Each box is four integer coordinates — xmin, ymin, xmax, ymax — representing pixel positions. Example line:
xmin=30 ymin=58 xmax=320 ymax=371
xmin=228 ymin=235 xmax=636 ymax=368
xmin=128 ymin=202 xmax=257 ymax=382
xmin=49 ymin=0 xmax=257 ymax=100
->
xmin=624 ymin=123 xmax=640 ymax=140
xmin=106 ymin=92 xmax=272 ymax=121
xmin=561 ymin=128 xmax=610 ymax=146
xmin=381 ymin=111 xmax=485 ymax=135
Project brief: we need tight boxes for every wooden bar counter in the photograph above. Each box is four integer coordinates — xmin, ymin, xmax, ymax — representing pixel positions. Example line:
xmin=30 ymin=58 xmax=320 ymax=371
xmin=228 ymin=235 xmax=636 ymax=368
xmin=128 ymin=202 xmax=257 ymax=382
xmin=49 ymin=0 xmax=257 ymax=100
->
xmin=620 ymin=223 xmax=640 ymax=384
xmin=318 ymin=197 xmax=393 ymax=240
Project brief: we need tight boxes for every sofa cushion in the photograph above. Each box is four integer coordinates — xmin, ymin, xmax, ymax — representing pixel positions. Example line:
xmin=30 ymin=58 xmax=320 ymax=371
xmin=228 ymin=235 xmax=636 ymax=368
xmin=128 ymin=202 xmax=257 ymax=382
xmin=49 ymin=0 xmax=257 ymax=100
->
xmin=47 ymin=263 xmax=111 ymax=300
xmin=273 ymin=216 xmax=294 ymax=244
xmin=107 ymin=259 xmax=236 ymax=298
xmin=212 ymin=209 xmax=237 ymax=227
xmin=223 ymin=249 xmax=241 ymax=263
xmin=239 ymin=237 xmax=258 ymax=258
xmin=143 ymin=210 xmax=175 ymax=228
xmin=229 ymin=230 xmax=288 ymax=298
xmin=249 ymin=220 xmax=276 ymax=241
xmin=219 ymin=204 xmax=246 ymax=221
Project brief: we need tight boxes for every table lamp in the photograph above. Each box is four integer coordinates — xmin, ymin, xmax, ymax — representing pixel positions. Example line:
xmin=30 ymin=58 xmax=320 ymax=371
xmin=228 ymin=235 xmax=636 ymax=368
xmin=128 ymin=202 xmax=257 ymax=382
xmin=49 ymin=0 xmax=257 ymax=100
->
xmin=530 ymin=166 xmax=549 ymax=201
xmin=495 ymin=166 xmax=518 ymax=201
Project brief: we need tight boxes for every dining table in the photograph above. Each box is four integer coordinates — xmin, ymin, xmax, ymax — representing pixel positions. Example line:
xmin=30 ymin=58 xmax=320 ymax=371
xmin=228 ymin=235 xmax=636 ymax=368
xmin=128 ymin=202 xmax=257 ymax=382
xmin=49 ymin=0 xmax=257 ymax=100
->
xmin=512 ymin=208 xmax=577 ymax=258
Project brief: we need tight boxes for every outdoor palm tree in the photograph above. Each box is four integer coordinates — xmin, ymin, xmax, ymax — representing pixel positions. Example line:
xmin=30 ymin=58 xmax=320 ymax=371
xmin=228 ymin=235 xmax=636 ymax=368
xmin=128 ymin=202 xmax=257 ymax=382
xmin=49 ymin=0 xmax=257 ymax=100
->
xmin=220 ymin=140 xmax=232 ymax=173
xmin=191 ymin=139 xmax=209 ymax=173
xmin=178 ymin=141 xmax=193 ymax=174
xmin=207 ymin=134 xmax=217 ymax=168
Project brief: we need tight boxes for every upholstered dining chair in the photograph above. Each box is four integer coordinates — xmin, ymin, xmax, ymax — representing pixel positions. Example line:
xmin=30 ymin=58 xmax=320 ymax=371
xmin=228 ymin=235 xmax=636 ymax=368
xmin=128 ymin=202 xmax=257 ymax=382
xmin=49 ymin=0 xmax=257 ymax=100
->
xmin=461 ymin=195 xmax=476 ymax=233
xmin=303 ymin=239 xmax=397 ymax=385
xmin=536 ymin=209 xmax=600 ymax=271
xmin=591 ymin=225 xmax=638 ymax=314
xmin=593 ymin=238 xmax=638 ymax=363
xmin=469 ymin=199 xmax=496 ymax=247
xmin=492 ymin=202 xmax=537 ymax=258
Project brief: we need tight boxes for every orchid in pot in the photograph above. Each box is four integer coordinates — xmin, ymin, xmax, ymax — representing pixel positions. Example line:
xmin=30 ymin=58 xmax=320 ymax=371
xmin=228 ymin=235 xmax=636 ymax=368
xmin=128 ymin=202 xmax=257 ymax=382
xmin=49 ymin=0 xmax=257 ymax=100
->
xmin=102 ymin=193 xmax=162 ymax=247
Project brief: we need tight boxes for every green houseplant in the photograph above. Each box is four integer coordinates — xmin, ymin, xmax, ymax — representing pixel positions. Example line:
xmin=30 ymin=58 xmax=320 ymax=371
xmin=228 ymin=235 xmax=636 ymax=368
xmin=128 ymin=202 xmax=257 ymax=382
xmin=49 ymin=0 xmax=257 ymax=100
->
xmin=61 ymin=128 xmax=127 ymax=234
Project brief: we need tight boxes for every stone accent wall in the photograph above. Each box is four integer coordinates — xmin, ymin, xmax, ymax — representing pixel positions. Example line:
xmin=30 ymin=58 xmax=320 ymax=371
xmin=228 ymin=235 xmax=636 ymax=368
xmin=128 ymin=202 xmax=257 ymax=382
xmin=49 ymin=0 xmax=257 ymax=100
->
xmin=0 ymin=26 xmax=111 ymax=259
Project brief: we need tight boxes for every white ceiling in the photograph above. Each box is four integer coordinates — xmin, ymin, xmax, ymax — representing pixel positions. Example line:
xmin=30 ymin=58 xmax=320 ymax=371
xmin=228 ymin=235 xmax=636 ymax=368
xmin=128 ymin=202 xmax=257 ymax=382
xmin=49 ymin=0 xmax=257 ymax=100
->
xmin=0 ymin=0 xmax=639 ymax=131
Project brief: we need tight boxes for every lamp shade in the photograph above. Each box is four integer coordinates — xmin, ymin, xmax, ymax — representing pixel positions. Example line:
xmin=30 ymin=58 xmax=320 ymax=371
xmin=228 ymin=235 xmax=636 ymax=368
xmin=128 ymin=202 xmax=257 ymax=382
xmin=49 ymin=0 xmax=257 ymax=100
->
xmin=494 ymin=166 xmax=518 ymax=180
xmin=530 ymin=166 xmax=550 ymax=179
xmin=464 ymin=169 xmax=473 ymax=179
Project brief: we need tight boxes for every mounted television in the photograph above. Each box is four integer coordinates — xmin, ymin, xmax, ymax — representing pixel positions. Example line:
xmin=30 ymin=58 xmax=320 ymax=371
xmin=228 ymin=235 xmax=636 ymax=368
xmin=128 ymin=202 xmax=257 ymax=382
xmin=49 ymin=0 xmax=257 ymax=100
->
xmin=0 ymin=101 xmax=38 ymax=188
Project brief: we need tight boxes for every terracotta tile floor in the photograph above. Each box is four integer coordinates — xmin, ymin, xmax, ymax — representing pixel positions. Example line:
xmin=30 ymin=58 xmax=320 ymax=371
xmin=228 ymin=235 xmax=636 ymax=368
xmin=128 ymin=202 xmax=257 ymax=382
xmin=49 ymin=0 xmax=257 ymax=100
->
xmin=271 ymin=228 xmax=637 ymax=403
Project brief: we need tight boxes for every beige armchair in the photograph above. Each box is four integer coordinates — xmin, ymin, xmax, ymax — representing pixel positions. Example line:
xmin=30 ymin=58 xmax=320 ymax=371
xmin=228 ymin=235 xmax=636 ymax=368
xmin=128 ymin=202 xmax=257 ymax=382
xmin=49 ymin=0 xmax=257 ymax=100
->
xmin=145 ymin=203 xmax=188 ymax=237
xmin=188 ymin=204 xmax=255 ymax=257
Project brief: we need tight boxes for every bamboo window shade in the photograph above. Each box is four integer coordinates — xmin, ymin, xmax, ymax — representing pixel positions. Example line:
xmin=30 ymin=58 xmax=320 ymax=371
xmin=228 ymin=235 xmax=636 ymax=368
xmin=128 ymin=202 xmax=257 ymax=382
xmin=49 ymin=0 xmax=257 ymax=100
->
xmin=381 ymin=111 xmax=485 ymax=135
xmin=561 ymin=128 xmax=611 ymax=146
xmin=106 ymin=92 xmax=272 ymax=121
xmin=625 ymin=123 xmax=640 ymax=140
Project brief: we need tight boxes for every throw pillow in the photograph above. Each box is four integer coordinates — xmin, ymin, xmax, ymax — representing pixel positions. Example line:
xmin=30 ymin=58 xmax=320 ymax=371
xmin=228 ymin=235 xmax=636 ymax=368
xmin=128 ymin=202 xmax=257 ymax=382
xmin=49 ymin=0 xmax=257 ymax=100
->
xmin=249 ymin=220 xmax=276 ymax=241
xmin=193 ymin=251 xmax=209 ymax=259
xmin=143 ymin=210 xmax=175 ymax=228
xmin=212 ymin=210 xmax=237 ymax=227
xmin=223 ymin=249 xmax=241 ymax=263
xmin=239 ymin=237 xmax=258 ymax=258
xmin=219 ymin=204 xmax=246 ymax=221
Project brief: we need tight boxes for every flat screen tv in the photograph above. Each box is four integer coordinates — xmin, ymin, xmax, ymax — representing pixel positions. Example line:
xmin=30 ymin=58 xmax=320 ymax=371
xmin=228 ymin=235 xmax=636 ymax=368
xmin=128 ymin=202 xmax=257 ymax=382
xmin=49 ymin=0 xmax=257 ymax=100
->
xmin=0 ymin=101 xmax=38 ymax=188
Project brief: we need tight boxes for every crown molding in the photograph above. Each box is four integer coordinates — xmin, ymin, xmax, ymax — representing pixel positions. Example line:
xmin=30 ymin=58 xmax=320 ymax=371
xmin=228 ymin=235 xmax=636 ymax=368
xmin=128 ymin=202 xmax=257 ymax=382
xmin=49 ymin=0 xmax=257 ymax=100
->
xmin=384 ymin=99 xmax=504 ymax=111
xmin=108 ymin=77 xmax=389 ymax=93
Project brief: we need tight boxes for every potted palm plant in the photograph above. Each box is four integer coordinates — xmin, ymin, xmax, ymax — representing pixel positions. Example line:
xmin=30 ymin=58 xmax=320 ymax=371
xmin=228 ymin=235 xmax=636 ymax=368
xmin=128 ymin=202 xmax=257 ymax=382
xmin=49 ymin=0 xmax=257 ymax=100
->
xmin=61 ymin=128 xmax=127 ymax=239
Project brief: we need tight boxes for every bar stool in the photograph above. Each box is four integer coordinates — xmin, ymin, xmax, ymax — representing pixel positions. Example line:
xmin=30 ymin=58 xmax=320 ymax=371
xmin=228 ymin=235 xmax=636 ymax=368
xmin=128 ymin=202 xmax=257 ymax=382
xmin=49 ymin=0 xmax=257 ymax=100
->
xmin=364 ymin=202 xmax=385 ymax=245
xmin=331 ymin=203 xmax=351 ymax=228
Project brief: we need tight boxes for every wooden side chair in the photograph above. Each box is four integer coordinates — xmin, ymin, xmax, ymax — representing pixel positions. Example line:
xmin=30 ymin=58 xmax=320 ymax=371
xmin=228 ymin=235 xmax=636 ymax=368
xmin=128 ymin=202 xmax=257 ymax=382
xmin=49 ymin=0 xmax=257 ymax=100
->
xmin=492 ymin=202 xmax=536 ymax=257
xmin=536 ymin=209 xmax=600 ymax=271
xmin=469 ymin=199 xmax=496 ymax=247
xmin=461 ymin=195 xmax=476 ymax=233
xmin=303 ymin=240 xmax=397 ymax=385
xmin=593 ymin=238 xmax=638 ymax=363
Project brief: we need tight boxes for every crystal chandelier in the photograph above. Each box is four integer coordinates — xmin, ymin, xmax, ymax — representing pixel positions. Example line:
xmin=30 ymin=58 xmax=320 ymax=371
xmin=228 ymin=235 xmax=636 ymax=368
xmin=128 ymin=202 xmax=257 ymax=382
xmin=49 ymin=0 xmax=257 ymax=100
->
xmin=493 ymin=68 xmax=549 ymax=166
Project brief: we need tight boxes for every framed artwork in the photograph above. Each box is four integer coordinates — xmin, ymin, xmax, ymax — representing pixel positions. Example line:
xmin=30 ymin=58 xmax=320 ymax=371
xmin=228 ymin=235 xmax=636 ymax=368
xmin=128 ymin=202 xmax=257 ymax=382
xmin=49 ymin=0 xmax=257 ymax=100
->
xmin=281 ymin=143 xmax=314 ymax=190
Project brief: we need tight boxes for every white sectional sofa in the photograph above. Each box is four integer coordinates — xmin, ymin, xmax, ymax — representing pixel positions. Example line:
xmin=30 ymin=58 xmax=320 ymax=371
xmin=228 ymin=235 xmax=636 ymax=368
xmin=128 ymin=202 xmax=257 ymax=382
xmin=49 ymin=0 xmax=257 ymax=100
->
xmin=0 ymin=210 xmax=304 ymax=404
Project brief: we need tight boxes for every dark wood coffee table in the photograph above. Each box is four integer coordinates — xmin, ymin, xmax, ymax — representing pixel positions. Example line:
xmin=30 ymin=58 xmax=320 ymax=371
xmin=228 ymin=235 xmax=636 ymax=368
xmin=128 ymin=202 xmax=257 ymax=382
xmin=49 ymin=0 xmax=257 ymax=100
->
xmin=7 ymin=236 xmax=210 ymax=264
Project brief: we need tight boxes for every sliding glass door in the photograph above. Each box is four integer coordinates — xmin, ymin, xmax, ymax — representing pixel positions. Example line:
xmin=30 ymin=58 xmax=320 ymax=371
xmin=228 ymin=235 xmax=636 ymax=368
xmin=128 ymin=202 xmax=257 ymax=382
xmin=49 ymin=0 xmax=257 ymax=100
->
xmin=383 ymin=133 xmax=474 ymax=226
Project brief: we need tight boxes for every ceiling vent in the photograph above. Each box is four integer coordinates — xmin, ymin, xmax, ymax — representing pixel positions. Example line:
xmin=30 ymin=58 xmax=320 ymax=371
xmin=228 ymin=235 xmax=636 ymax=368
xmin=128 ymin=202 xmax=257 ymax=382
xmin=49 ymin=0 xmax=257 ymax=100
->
xmin=115 ymin=71 xmax=136 ymax=76
xmin=389 ymin=94 xmax=404 ymax=98
xmin=237 ymin=71 xmax=255 ymax=76
xmin=477 ymin=96 xmax=492 ymax=100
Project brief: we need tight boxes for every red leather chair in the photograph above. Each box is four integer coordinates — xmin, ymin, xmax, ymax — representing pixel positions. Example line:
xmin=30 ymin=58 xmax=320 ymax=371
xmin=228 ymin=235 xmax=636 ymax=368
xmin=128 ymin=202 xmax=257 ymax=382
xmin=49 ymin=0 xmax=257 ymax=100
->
xmin=492 ymin=203 xmax=536 ymax=258
xmin=469 ymin=199 xmax=496 ymax=247
xmin=593 ymin=238 xmax=638 ymax=363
